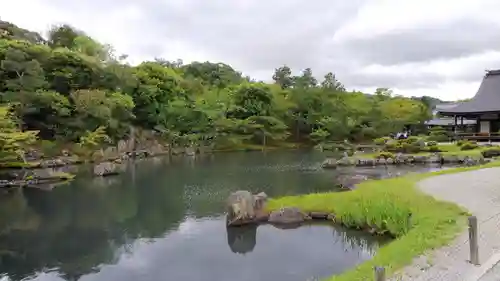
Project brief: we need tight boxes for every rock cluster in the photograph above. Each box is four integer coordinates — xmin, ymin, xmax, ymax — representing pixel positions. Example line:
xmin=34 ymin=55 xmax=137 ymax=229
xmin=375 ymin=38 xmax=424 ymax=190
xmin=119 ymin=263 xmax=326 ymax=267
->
xmin=226 ymin=190 xmax=335 ymax=228
xmin=0 ymin=169 xmax=73 ymax=188
xmin=226 ymin=190 xmax=269 ymax=226
xmin=93 ymin=162 xmax=121 ymax=177
xmin=322 ymin=153 xmax=487 ymax=169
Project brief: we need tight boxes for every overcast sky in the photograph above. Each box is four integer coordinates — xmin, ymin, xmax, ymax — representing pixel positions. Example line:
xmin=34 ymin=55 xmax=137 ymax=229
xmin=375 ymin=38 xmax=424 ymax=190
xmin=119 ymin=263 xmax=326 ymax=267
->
xmin=2 ymin=0 xmax=500 ymax=100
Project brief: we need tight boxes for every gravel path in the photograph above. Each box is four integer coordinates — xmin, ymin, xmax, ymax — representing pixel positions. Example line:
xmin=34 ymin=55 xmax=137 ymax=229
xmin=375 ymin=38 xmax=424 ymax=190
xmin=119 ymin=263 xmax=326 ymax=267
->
xmin=390 ymin=167 xmax=500 ymax=281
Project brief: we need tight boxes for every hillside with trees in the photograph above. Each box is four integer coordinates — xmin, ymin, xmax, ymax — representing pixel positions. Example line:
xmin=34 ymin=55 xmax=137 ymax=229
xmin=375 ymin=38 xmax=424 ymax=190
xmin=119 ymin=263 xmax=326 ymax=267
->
xmin=0 ymin=20 xmax=432 ymax=159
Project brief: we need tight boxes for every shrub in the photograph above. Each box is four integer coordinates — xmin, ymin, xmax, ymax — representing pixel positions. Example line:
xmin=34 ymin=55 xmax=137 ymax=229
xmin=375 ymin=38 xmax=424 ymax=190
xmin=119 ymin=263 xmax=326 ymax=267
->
xmin=39 ymin=140 xmax=59 ymax=157
xmin=401 ymin=142 xmax=421 ymax=153
xmin=427 ymin=134 xmax=449 ymax=142
xmin=456 ymin=139 xmax=466 ymax=146
xmin=373 ymin=137 xmax=391 ymax=146
xmin=427 ymin=145 xmax=441 ymax=152
xmin=405 ymin=136 xmax=421 ymax=144
xmin=482 ymin=147 xmax=500 ymax=158
xmin=375 ymin=151 xmax=395 ymax=159
xmin=460 ymin=141 xmax=479 ymax=151
xmin=428 ymin=126 xmax=450 ymax=142
xmin=384 ymin=139 xmax=424 ymax=154
xmin=426 ymin=141 xmax=437 ymax=147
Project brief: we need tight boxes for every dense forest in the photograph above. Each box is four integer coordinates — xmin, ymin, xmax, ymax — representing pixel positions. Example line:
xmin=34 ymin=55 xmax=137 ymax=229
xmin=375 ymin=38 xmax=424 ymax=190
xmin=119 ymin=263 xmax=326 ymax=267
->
xmin=0 ymin=20 xmax=440 ymax=157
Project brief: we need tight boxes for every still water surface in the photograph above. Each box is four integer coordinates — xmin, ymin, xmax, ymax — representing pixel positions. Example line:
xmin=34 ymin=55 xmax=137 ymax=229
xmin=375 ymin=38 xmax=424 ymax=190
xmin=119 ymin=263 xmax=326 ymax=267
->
xmin=0 ymin=151 xmax=445 ymax=281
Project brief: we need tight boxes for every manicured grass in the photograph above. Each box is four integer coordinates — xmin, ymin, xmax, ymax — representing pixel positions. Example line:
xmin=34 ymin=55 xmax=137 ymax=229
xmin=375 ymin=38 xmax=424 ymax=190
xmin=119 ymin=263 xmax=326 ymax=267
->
xmin=267 ymin=161 xmax=500 ymax=281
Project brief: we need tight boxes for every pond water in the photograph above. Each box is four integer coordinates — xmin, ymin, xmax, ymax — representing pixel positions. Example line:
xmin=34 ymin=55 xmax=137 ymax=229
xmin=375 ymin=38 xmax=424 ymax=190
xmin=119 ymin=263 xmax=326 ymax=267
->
xmin=0 ymin=150 xmax=447 ymax=281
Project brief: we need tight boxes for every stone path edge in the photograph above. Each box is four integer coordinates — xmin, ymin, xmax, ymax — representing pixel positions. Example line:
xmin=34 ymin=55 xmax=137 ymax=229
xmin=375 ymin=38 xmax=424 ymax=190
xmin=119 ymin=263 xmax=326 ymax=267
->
xmin=467 ymin=253 xmax=500 ymax=281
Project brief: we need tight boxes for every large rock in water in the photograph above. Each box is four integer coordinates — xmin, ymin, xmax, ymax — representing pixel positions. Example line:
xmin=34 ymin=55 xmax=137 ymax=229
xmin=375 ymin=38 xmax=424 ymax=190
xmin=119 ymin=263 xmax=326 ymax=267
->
xmin=226 ymin=191 xmax=268 ymax=226
xmin=268 ymin=207 xmax=310 ymax=225
xmin=93 ymin=162 xmax=120 ymax=177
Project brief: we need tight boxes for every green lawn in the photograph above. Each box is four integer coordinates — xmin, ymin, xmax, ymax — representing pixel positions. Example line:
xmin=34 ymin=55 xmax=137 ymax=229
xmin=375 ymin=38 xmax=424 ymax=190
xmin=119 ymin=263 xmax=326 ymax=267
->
xmin=267 ymin=161 xmax=500 ymax=281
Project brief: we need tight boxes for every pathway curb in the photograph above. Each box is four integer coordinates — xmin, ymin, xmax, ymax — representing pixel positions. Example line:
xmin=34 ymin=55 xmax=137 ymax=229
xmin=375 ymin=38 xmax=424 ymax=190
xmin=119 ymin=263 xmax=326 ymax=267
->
xmin=467 ymin=252 xmax=500 ymax=281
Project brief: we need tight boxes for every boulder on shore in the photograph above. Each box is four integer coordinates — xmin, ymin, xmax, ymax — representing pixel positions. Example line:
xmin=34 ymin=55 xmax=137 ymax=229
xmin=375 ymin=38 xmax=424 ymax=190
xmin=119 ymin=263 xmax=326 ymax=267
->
xmin=93 ymin=162 xmax=120 ymax=177
xmin=337 ymin=174 xmax=368 ymax=189
xmin=226 ymin=190 xmax=268 ymax=226
xmin=268 ymin=207 xmax=311 ymax=225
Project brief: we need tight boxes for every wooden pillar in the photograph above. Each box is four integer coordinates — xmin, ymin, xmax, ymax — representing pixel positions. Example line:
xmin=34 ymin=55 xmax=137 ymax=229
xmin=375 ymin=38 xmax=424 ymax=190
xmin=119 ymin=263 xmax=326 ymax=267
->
xmin=454 ymin=115 xmax=458 ymax=138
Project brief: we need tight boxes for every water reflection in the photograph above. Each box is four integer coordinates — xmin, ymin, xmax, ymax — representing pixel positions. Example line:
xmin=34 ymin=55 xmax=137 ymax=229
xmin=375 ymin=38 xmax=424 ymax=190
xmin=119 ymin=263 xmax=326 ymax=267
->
xmin=0 ymin=151 xmax=427 ymax=281
xmin=226 ymin=225 xmax=257 ymax=254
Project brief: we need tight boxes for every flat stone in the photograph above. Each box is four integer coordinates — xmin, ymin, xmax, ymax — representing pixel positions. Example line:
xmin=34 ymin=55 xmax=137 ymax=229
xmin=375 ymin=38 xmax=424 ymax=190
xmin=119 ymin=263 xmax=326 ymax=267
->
xmin=309 ymin=212 xmax=329 ymax=220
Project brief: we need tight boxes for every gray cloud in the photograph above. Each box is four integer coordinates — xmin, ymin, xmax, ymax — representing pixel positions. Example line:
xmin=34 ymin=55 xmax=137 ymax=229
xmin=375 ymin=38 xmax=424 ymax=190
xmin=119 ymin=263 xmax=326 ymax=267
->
xmin=343 ymin=71 xmax=447 ymax=89
xmin=24 ymin=0 xmax=500 ymax=94
xmin=335 ymin=20 xmax=500 ymax=66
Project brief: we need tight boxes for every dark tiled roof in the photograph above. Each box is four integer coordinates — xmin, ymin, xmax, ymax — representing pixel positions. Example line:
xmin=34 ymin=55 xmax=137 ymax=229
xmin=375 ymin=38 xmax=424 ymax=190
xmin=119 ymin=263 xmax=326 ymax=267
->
xmin=439 ymin=70 xmax=500 ymax=114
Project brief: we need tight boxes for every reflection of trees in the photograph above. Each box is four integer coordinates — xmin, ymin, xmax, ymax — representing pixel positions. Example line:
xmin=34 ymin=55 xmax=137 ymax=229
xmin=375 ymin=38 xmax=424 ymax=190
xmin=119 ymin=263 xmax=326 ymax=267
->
xmin=0 ymin=157 xmax=186 ymax=281
xmin=226 ymin=225 xmax=257 ymax=254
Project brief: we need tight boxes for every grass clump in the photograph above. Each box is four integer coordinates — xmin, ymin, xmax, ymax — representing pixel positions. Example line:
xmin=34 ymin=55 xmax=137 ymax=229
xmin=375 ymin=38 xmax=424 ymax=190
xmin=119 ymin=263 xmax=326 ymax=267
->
xmin=373 ymin=137 xmax=391 ymax=146
xmin=374 ymin=151 xmax=395 ymax=159
xmin=460 ymin=141 xmax=479 ymax=151
xmin=426 ymin=140 xmax=438 ymax=147
xmin=427 ymin=145 xmax=441 ymax=152
xmin=482 ymin=147 xmax=500 ymax=158
xmin=267 ymin=162 xmax=500 ymax=281
xmin=51 ymin=171 xmax=75 ymax=181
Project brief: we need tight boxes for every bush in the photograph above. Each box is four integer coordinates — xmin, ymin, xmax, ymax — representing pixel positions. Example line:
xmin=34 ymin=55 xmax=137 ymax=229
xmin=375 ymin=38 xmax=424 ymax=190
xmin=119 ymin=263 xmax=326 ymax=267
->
xmin=401 ymin=142 xmax=422 ymax=153
xmin=460 ymin=141 xmax=479 ymax=151
xmin=405 ymin=136 xmax=421 ymax=144
xmin=39 ymin=140 xmax=59 ymax=157
xmin=374 ymin=151 xmax=395 ymax=159
xmin=456 ymin=139 xmax=466 ymax=146
xmin=427 ymin=134 xmax=449 ymax=142
xmin=428 ymin=126 xmax=450 ymax=142
xmin=373 ymin=137 xmax=391 ymax=146
xmin=384 ymin=139 xmax=424 ymax=154
xmin=426 ymin=141 xmax=437 ymax=147
xmin=482 ymin=147 xmax=500 ymax=158
xmin=427 ymin=145 xmax=441 ymax=152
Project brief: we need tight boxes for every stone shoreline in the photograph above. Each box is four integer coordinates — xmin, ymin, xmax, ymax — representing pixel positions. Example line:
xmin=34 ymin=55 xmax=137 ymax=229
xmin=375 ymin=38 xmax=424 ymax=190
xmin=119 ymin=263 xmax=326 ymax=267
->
xmin=322 ymin=153 xmax=487 ymax=169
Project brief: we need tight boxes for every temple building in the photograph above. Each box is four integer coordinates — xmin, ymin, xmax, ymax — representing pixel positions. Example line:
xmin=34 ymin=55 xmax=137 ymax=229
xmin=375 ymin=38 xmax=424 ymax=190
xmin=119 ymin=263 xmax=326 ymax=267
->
xmin=425 ymin=103 xmax=476 ymax=131
xmin=438 ymin=69 xmax=500 ymax=140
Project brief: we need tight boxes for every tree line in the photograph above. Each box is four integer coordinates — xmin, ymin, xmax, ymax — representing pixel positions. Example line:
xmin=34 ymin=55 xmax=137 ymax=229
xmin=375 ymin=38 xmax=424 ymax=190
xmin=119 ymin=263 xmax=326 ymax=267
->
xmin=0 ymin=20 xmax=434 ymax=156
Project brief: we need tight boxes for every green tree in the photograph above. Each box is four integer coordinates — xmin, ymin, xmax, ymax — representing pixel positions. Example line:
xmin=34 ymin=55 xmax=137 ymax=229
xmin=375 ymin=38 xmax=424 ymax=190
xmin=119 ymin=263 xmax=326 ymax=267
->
xmin=294 ymin=68 xmax=317 ymax=89
xmin=47 ymin=24 xmax=82 ymax=49
xmin=245 ymin=116 xmax=289 ymax=148
xmin=321 ymin=72 xmax=345 ymax=91
xmin=0 ymin=106 xmax=38 ymax=163
xmin=272 ymin=65 xmax=294 ymax=89
xmin=0 ymin=46 xmax=47 ymax=122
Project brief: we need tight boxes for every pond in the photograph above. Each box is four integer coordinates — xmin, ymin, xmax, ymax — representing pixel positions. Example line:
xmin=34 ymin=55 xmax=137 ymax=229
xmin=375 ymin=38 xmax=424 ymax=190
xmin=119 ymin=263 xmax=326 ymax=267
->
xmin=0 ymin=150 xmax=447 ymax=281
